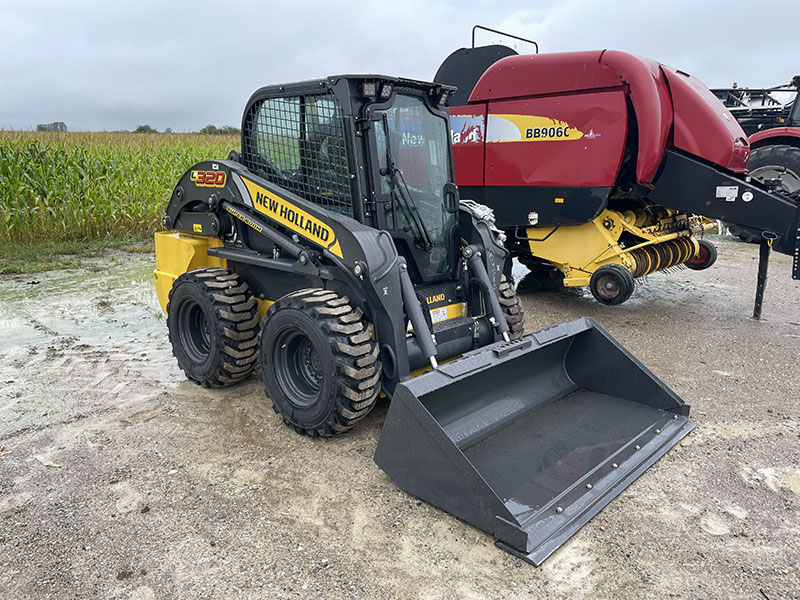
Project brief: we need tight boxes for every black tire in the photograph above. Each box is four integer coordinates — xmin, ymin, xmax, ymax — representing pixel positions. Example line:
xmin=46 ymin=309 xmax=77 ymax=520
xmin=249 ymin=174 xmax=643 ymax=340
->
xmin=589 ymin=264 xmax=635 ymax=306
xmin=726 ymin=223 xmax=760 ymax=244
xmin=726 ymin=144 xmax=800 ymax=243
xmin=167 ymin=267 xmax=260 ymax=387
xmin=260 ymin=288 xmax=381 ymax=437
xmin=685 ymin=239 xmax=718 ymax=271
xmin=518 ymin=256 xmax=563 ymax=278
xmin=498 ymin=276 xmax=525 ymax=340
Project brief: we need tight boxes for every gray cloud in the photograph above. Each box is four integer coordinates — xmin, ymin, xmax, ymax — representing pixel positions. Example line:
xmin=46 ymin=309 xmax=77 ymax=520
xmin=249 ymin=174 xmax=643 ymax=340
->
xmin=1 ymin=0 xmax=797 ymax=131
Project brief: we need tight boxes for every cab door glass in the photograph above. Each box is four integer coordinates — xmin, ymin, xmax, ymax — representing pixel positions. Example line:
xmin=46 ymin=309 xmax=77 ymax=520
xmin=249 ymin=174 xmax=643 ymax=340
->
xmin=373 ymin=95 xmax=455 ymax=278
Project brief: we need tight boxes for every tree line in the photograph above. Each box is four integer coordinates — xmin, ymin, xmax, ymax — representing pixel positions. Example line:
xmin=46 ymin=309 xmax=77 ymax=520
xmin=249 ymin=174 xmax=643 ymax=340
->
xmin=35 ymin=122 xmax=240 ymax=135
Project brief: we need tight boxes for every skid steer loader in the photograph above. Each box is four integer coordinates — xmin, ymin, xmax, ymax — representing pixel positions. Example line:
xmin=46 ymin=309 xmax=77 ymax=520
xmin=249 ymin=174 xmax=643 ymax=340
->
xmin=153 ymin=74 xmax=693 ymax=565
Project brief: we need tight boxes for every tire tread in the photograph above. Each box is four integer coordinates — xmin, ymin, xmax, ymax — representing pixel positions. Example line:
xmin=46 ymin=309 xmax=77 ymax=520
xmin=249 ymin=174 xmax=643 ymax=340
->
xmin=167 ymin=267 xmax=260 ymax=388
xmin=498 ymin=276 xmax=525 ymax=340
xmin=262 ymin=289 xmax=382 ymax=437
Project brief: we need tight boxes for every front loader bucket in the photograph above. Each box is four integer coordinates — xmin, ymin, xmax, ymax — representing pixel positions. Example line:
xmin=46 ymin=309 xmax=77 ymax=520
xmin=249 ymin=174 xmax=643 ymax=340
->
xmin=374 ymin=318 xmax=693 ymax=566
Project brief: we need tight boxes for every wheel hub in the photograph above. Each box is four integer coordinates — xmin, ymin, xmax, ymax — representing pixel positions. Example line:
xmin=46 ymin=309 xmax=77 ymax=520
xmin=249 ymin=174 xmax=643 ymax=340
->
xmin=597 ymin=274 xmax=621 ymax=299
xmin=301 ymin=340 xmax=323 ymax=385
xmin=749 ymin=164 xmax=800 ymax=196
xmin=273 ymin=328 xmax=324 ymax=408
xmin=177 ymin=298 xmax=212 ymax=363
xmin=690 ymin=246 xmax=708 ymax=265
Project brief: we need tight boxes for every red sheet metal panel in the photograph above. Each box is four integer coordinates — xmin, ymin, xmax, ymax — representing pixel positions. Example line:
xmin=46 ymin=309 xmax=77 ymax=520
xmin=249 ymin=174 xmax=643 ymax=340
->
xmin=482 ymin=90 xmax=628 ymax=187
xmin=450 ymin=104 xmax=487 ymax=187
xmin=470 ymin=50 xmax=678 ymax=185
xmin=661 ymin=67 xmax=749 ymax=173
xmin=597 ymin=51 xmax=674 ymax=185
xmin=464 ymin=48 xmax=749 ymax=184
xmin=468 ymin=51 xmax=622 ymax=101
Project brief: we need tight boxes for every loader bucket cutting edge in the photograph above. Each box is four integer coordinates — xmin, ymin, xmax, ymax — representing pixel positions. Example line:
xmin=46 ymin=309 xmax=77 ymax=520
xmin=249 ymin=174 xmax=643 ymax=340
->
xmin=373 ymin=317 xmax=693 ymax=566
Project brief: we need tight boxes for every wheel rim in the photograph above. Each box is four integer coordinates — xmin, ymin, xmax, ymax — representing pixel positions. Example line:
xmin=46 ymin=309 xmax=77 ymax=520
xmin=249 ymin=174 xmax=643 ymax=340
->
xmin=177 ymin=298 xmax=211 ymax=363
xmin=749 ymin=165 xmax=800 ymax=196
xmin=690 ymin=245 xmax=708 ymax=266
xmin=595 ymin=274 xmax=621 ymax=300
xmin=273 ymin=327 xmax=323 ymax=408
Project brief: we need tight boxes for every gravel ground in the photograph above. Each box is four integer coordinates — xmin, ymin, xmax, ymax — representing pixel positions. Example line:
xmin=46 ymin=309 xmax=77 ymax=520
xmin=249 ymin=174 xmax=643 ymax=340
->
xmin=0 ymin=235 xmax=798 ymax=600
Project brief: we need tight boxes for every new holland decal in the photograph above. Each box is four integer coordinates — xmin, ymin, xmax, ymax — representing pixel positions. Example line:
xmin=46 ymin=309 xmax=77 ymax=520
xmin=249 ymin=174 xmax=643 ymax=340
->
xmin=425 ymin=293 xmax=446 ymax=305
xmin=449 ymin=115 xmax=485 ymax=145
xmin=486 ymin=114 xmax=584 ymax=143
xmin=240 ymin=178 xmax=343 ymax=258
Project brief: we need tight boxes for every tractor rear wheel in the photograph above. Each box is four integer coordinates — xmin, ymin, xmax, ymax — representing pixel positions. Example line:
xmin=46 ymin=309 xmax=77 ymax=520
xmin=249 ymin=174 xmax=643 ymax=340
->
xmin=726 ymin=144 xmax=800 ymax=243
xmin=498 ymin=276 xmax=525 ymax=340
xmin=685 ymin=239 xmax=718 ymax=271
xmin=260 ymin=289 xmax=381 ymax=437
xmin=589 ymin=264 xmax=635 ymax=306
xmin=167 ymin=267 xmax=260 ymax=387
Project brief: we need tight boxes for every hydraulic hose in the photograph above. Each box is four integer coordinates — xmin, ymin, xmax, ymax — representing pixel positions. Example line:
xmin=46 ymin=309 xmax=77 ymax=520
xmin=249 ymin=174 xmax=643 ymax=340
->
xmin=398 ymin=258 xmax=438 ymax=369
xmin=464 ymin=245 xmax=510 ymax=342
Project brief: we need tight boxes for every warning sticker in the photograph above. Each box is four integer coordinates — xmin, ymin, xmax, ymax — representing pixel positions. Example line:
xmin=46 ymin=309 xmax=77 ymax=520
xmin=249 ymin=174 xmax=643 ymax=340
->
xmin=716 ymin=186 xmax=739 ymax=202
xmin=430 ymin=307 xmax=448 ymax=324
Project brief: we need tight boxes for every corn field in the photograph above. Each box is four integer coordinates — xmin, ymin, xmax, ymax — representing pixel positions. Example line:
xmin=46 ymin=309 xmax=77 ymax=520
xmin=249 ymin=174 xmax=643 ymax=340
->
xmin=0 ymin=131 xmax=239 ymax=245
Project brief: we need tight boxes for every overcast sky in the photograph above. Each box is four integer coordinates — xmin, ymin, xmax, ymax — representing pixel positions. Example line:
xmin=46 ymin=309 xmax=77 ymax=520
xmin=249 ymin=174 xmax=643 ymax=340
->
xmin=1 ymin=0 xmax=798 ymax=132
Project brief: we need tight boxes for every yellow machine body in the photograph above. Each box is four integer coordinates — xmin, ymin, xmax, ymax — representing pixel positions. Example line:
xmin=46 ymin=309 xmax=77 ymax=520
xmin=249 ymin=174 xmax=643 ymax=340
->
xmin=524 ymin=209 xmax=715 ymax=286
xmin=154 ymin=231 xmax=468 ymax=324
xmin=153 ymin=231 xmax=225 ymax=314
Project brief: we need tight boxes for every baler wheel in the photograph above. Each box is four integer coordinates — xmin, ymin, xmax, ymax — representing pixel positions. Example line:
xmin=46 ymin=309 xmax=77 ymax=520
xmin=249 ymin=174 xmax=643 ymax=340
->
xmin=686 ymin=239 xmax=718 ymax=271
xmin=589 ymin=264 xmax=635 ymax=306
xmin=167 ymin=267 xmax=260 ymax=387
xmin=259 ymin=289 xmax=381 ymax=437
xmin=498 ymin=276 xmax=525 ymax=340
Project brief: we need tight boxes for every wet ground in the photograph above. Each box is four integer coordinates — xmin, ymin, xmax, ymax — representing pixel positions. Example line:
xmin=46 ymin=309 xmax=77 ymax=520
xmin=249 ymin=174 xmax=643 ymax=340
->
xmin=0 ymin=236 xmax=798 ymax=599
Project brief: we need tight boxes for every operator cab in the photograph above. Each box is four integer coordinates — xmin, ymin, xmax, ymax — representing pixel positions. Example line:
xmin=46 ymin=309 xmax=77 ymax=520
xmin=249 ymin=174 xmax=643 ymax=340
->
xmin=240 ymin=75 xmax=459 ymax=284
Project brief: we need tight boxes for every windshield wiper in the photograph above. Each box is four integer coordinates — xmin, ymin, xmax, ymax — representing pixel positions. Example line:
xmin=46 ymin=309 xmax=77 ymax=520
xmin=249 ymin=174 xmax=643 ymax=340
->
xmin=381 ymin=115 xmax=434 ymax=250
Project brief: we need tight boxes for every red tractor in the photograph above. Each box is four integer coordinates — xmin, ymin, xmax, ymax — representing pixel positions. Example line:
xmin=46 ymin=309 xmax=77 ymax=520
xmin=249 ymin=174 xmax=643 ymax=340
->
xmin=713 ymin=77 xmax=800 ymax=242
xmin=435 ymin=28 xmax=800 ymax=308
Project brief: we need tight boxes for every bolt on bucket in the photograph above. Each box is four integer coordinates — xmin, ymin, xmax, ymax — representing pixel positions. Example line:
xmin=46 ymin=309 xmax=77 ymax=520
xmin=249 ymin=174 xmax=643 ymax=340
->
xmin=374 ymin=318 xmax=693 ymax=566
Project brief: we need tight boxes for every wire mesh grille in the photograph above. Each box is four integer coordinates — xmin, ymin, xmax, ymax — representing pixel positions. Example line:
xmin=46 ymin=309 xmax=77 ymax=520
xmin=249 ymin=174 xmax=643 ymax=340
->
xmin=242 ymin=93 xmax=354 ymax=216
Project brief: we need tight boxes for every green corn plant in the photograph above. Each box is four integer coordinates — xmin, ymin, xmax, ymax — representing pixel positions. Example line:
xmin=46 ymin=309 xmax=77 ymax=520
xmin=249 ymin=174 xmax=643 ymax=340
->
xmin=0 ymin=131 xmax=239 ymax=245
